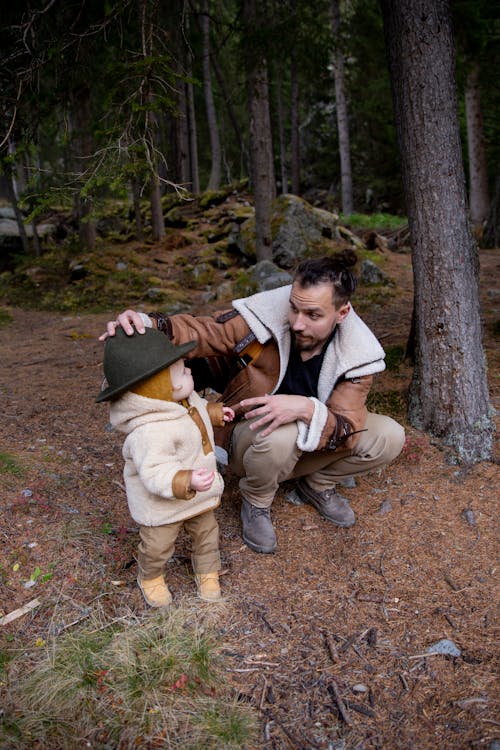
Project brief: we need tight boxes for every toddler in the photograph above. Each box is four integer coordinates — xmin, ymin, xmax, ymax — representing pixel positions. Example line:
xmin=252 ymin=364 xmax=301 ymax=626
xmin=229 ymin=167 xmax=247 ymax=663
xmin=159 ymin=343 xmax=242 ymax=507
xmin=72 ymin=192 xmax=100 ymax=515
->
xmin=96 ymin=327 xmax=234 ymax=607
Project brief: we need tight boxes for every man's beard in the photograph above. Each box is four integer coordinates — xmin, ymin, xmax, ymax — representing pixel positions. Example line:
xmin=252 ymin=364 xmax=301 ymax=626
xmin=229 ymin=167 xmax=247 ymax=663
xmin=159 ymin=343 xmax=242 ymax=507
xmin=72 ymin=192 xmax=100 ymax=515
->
xmin=292 ymin=332 xmax=318 ymax=352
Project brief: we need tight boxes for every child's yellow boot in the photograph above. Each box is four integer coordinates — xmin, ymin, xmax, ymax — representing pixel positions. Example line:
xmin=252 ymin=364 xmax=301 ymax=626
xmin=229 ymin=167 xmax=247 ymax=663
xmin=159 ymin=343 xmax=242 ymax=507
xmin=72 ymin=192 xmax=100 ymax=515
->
xmin=195 ymin=572 xmax=222 ymax=602
xmin=138 ymin=575 xmax=172 ymax=608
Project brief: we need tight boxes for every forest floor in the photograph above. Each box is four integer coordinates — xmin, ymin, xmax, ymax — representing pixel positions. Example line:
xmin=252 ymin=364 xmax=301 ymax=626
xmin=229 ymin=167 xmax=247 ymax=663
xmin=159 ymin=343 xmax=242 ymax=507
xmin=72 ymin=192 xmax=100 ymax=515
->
xmin=0 ymin=233 xmax=498 ymax=749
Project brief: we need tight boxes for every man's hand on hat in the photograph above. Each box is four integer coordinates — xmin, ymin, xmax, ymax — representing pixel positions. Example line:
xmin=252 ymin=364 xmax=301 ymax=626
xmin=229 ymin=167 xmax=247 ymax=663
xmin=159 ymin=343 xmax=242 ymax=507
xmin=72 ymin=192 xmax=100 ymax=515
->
xmin=99 ymin=310 xmax=146 ymax=341
xmin=190 ymin=469 xmax=215 ymax=492
xmin=222 ymin=407 xmax=235 ymax=423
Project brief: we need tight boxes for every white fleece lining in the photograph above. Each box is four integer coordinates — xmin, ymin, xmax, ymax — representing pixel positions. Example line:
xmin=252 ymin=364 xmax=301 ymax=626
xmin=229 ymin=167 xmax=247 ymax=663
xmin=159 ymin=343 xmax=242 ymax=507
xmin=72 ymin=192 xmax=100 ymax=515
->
xmin=296 ymin=398 xmax=329 ymax=452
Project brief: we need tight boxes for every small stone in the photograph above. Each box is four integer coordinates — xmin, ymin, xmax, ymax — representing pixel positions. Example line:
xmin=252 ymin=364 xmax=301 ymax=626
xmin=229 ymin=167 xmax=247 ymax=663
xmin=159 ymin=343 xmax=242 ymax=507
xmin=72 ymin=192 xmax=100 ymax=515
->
xmin=284 ymin=489 xmax=305 ymax=506
xmin=378 ymin=499 xmax=393 ymax=515
xmin=462 ymin=509 xmax=476 ymax=527
xmin=340 ymin=476 xmax=356 ymax=489
xmin=427 ymin=638 xmax=461 ymax=657
xmin=352 ymin=683 xmax=368 ymax=693
xmin=22 ymin=489 xmax=33 ymax=498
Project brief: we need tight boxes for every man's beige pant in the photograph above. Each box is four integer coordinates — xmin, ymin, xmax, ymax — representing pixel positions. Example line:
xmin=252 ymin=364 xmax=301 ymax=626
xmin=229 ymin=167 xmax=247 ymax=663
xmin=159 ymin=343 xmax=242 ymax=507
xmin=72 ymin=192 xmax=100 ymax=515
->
xmin=229 ymin=412 xmax=405 ymax=508
xmin=138 ymin=509 xmax=221 ymax=580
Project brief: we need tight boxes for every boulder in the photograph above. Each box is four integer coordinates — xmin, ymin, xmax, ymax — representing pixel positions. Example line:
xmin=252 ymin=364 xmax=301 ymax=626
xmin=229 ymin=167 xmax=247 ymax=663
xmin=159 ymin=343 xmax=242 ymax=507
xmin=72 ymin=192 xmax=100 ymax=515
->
xmin=360 ymin=259 xmax=391 ymax=285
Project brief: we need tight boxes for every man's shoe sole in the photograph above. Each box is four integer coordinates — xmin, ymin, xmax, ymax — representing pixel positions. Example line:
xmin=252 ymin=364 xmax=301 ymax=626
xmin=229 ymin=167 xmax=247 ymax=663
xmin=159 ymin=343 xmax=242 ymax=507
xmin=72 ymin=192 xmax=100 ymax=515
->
xmin=242 ymin=533 xmax=277 ymax=554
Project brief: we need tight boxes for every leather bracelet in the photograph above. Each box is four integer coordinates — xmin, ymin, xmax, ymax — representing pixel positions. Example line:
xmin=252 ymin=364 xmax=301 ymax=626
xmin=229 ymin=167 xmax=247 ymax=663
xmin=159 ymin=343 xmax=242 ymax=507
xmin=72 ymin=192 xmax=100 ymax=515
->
xmin=148 ymin=312 xmax=172 ymax=338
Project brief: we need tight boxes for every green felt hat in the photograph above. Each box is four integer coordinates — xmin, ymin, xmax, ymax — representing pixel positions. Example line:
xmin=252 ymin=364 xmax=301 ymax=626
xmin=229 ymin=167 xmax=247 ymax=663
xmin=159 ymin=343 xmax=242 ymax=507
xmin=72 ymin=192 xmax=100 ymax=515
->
xmin=96 ymin=327 xmax=196 ymax=403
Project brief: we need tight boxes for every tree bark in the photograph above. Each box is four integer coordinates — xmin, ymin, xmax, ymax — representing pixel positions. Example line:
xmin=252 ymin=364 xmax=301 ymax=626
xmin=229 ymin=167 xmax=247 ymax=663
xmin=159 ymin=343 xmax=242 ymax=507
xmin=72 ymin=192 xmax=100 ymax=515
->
xmin=131 ymin=178 xmax=144 ymax=241
xmin=381 ymin=0 xmax=494 ymax=463
xmin=201 ymin=0 xmax=221 ymax=191
xmin=290 ymin=53 xmax=300 ymax=195
xmin=331 ymin=0 xmax=353 ymax=215
xmin=186 ymin=78 xmax=200 ymax=194
xmin=465 ymin=63 xmax=490 ymax=227
xmin=70 ymin=83 xmax=96 ymax=251
xmin=276 ymin=74 xmax=288 ymax=193
xmin=6 ymin=166 xmax=30 ymax=255
xmin=243 ymin=0 xmax=276 ymax=262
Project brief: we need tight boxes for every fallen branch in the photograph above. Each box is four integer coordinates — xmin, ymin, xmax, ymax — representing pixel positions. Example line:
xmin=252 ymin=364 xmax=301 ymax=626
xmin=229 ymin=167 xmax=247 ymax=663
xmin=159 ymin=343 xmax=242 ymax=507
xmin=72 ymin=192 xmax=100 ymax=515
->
xmin=0 ymin=598 xmax=41 ymax=626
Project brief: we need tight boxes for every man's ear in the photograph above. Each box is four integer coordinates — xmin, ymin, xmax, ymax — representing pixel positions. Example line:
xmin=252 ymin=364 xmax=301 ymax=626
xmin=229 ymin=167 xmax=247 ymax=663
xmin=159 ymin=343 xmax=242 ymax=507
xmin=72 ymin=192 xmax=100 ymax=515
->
xmin=338 ymin=302 xmax=350 ymax=322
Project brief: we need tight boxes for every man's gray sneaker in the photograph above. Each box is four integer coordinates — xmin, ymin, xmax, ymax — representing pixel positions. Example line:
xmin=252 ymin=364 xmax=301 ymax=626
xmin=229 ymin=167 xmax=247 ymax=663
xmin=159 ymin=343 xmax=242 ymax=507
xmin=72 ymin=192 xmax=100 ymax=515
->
xmin=295 ymin=480 xmax=355 ymax=527
xmin=240 ymin=497 xmax=277 ymax=553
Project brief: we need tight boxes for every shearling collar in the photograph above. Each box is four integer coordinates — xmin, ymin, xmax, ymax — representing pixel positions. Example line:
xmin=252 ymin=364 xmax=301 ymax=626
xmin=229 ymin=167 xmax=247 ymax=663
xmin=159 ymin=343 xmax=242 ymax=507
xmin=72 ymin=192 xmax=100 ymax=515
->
xmin=232 ymin=284 xmax=385 ymax=398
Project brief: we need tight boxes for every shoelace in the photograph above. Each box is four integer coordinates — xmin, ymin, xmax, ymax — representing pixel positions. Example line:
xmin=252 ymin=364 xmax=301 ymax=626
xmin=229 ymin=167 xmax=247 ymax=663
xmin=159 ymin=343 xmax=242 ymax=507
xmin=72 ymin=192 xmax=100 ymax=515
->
xmin=249 ymin=505 xmax=271 ymax=516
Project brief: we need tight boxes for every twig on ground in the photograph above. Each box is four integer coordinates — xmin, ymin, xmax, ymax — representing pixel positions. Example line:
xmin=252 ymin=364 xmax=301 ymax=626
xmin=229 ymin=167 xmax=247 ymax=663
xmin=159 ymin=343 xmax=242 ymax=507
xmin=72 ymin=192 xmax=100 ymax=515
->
xmin=327 ymin=681 xmax=352 ymax=725
xmin=324 ymin=632 xmax=339 ymax=663
xmin=345 ymin=700 xmax=376 ymax=718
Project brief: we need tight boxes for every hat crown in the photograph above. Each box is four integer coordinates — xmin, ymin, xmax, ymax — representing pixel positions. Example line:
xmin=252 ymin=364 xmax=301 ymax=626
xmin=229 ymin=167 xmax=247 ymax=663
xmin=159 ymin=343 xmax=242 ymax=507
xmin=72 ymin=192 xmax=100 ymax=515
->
xmin=96 ymin=328 xmax=196 ymax=402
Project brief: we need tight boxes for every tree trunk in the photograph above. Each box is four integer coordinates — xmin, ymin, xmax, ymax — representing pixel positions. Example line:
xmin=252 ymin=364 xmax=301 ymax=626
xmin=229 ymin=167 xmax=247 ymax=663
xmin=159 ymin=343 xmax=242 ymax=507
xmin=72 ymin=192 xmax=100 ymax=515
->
xmin=149 ymin=169 xmax=165 ymax=241
xmin=484 ymin=173 xmax=500 ymax=248
xmin=276 ymin=74 xmax=288 ymax=193
xmin=465 ymin=63 xmax=490 ymax=227
xmin=211 ymin=49 xmax=249 ymax=179
xmin=290 ymin=54 xmax=300 ymax=195
xmin=243 ymin=0 xmax=276 ymax=262
xmin=381 ymin=0 xmax=494 ymax=463
xmin=6 ymin=167 xmax=30 ymax=255
xmin=131 ymin=178 xmax=144 ymax=241
xmin=201 ymin=0 xmax=221 ymax=191
xmin=177 ymin=83 xmax=191 ymax=186
xmin=70 ymin=83 xmax=96 ymax=251
xmin=331 ymin=0 xmax=353 ymax=215
xmin=187 ymin=78 xmax=200 ymax=194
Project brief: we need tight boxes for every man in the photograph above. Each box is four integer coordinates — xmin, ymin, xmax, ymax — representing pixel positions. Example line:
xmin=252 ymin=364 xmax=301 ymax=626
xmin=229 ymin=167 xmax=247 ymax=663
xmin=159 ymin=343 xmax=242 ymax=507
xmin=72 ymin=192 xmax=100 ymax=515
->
xmin=102 ymin=249 xmax=405 ymax=553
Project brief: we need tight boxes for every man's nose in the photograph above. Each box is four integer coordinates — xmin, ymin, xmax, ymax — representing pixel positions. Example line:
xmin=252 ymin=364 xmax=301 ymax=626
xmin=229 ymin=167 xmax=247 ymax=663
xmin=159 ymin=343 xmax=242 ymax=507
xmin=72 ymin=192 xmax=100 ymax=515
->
xmin=292 ymin=314 xmax=306 ymax=331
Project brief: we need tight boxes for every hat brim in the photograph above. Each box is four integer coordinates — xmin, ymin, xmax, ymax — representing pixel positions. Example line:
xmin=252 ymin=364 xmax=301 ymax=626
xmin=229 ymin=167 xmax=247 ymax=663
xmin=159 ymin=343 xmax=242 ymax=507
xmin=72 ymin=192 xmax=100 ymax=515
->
xmin=95 ymin=338 xmax=197 ymax=402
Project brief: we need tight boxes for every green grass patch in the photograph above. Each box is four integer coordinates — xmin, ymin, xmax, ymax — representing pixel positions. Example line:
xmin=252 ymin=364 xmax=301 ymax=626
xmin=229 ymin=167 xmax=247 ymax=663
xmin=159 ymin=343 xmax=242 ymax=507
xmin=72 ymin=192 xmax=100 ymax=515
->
xmin=0 ymin=451 xmax=24 ymax=476
xmin=339 ymin=212 xmax=407 ymax=230
xmin=367 ymin=389 xmax=407 ymax=420
xmin=384 ymin=345 xmax=406 ymax=372
xmin=0 ymin=307 xmax=13 ymax=327
xmin=0 ymin=606 xmax=258 ymax=750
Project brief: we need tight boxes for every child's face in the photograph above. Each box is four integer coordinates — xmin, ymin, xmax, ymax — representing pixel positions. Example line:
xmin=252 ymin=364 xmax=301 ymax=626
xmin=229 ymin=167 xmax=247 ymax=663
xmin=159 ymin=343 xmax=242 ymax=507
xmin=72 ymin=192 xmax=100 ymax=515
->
xmin=170 ymin=358 xmax=194 ymax=402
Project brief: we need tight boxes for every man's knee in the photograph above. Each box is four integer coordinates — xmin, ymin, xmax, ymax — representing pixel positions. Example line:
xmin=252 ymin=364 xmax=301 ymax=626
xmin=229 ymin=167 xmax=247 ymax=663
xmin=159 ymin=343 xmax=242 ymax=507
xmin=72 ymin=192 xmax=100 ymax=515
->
xmin=356 ymin=413 xmax=405 ymax=463
xmin=382 ymin=418 xmax=406 ymax=462
xmin=252 ymin=422 xmax=300 ymax=464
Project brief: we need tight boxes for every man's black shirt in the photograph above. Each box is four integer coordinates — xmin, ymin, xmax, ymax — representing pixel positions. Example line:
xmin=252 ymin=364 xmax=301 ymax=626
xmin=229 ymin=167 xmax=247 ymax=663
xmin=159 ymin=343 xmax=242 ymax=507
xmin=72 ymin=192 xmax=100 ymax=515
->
xmin=276 ymin=329 xmax=336 ymax=398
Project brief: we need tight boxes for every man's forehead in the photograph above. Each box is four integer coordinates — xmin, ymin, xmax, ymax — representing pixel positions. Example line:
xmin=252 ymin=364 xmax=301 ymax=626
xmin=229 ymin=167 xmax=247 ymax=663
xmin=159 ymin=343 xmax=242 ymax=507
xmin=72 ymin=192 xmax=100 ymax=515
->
xmin=290 ymin=281 xmax=335 ymax=309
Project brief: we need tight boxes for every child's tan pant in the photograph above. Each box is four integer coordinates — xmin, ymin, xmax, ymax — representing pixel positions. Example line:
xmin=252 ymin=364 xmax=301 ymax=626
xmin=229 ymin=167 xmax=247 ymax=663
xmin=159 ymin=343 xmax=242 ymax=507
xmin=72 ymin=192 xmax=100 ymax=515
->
xmin=138 ymin=509 xmax=220 ymax=580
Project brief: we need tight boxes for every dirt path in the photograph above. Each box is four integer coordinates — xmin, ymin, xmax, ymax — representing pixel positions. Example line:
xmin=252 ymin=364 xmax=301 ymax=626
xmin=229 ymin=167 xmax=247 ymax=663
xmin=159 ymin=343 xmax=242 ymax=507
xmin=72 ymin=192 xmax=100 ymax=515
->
xmin=0 ymin=249 xmax=498 ymax=749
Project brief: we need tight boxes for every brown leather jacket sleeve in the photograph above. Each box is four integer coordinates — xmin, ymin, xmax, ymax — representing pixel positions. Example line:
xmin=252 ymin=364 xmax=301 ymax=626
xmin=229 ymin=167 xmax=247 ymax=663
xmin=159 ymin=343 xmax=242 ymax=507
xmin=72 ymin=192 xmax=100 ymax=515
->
xmin=169 ymin=310 xmax=251 ymax=358
xmin=320 ymin=375 xmax=373 ymax=451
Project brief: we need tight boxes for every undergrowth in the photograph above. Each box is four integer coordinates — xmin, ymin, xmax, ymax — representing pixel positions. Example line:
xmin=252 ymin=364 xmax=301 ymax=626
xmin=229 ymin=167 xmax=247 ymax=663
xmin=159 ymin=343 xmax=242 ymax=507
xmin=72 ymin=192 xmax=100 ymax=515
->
xmin=0 ymin=605 xmax=257 ymax=750
xmin=339 ymin=212 xmax=407 ymax=230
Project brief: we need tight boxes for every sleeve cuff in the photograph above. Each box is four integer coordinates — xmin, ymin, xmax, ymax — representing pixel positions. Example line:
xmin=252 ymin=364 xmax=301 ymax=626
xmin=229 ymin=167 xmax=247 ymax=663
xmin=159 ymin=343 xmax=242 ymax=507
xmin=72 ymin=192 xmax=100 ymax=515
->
xmin=296 ymin=398 xmax=329 ymax=452
xmin=207 ymin=402 xmax=226 ymax=427
xmin=172 ymin=470 xmax=196 ymax=499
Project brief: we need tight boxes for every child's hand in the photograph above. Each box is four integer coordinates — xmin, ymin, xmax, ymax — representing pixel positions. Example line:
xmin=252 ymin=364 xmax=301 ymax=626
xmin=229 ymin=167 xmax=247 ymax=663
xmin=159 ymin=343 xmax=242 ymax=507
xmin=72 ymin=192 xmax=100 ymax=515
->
xmin=190 ymin=469 xmax=215 ymax=492
xmin=223 ymin=406 xmax=235 ymax=422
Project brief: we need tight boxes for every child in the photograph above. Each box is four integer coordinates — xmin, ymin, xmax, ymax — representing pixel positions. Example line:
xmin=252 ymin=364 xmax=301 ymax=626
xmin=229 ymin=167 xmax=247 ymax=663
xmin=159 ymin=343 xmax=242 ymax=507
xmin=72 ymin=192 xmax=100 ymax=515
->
xmin=96 ymin=328 xmax=234 ymax=607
